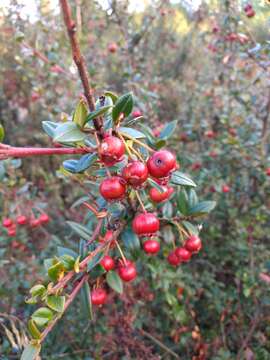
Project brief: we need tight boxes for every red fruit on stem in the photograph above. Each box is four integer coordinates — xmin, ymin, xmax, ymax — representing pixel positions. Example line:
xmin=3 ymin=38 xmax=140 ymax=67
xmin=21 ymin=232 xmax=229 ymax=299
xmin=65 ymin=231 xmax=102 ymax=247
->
xmin=122 ymin=161 xmax=148 ymax=187
xmin=108 ymin=42 xmax=118 ymax=53
xmin=147 ymin=150 xmax=176 ymax=179
xmin=266 ymin=168 xmax=270 ymax=176
xmin=204 ymin=130 xmax=215 ymax=139
xmin=132 ymin=110 xmax=142 ymax=118
xmin=99 ymin=135 xmax=125 ymax=166
xmin=246 ymin=9 xmax=255 ymax=17
xmin=17 ymin=215 xmax=28 ymax=225
xmin=184 ymin=235 xmax=202 ymax=254
xmin=222 ymin=185 xmax=230 ymax=193
xmin=91 ymin=288 xmax=107 ymax=305
xmin=149 ymin=186 xmax=174 ymax=203
xmin=175 ymin=247 xmax=191 ymax=262
xmin=39 ymin=213 xmax=50 ymax=224
xmin=8 ymin=228 xmax=16 ymax=237
xmin=143 ymin=239 xmax=160 ymax=255
xmin=132 ymin=213 xmax=160 ymax=236
xmin=118 ymin=261 xmax=137 ymax=282
xmin=100 ymin=176 xmax=126 ymax=201
xmin=3 ymin=218 xmax=13 ymax=228
xmin=101 ymin=255 xmax=115 ymax=271
xmin=167 ymin=250 xmax=181 ymax=266
xmin=30 ymin=218 xmax=41 ymax=228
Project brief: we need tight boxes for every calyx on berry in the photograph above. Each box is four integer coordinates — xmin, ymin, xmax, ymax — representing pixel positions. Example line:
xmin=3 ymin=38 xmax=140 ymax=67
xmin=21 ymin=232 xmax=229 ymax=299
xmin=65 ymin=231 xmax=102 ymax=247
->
xmin=118 ymin=260 xmax=137 ymax=282
xmin=147 ymin=150 xmax=176 ymax=179
xmin=122 ymin=161 xmax=148 ymax=187
xmin=99 ymin=135 xmax=125 ymax=166
xmin=91 ymin=288 xmax=107 ymax=305
xmin=143 ymin=239 xmax=160 ymax=255
xmin=100 ymin=176 xmax=126 ymax=201
xmin=101 ymin=255 xmax=115 ymax=271
xmin=149 ymin=186 xmax=174 ymax=203
xmin=132 ymin=213 xmax=160 ymax=236
xmin=184 ymin=235 xmax=202 ymax=253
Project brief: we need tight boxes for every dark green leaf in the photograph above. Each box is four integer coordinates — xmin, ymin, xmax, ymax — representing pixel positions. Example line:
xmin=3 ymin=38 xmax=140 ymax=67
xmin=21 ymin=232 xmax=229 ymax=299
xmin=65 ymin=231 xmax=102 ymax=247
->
xmin=27 ymin=320 xmax=41 ymax=340
xmin=48 ymin=262 xmax=64 ymax=282
xmin=182 ymin=221 xmax=199 ymax=235
xmin=162 ymin=201 xmax=173 ymax=218
xmin=66 ymin=221 xmax=92 ymax=241
xmin=87 ymin=251 xmax=105 ymax=272
xmin=119 ymin=127 xmax=146 ymax=139
xmin=159 ymin=120 xmax=177 ymax=140
xmin=62 ymin=159 xmax=78 ymax=173
xmin=59 ymin=254 xmax=75 ymax=270
xmin=106 ymin=271 xmax=123 ymax=294
xmin=121 ymin=227 xmax=140 ymax=251
xmin=104 ymin=91 xmax=118 ymax=104
xmin=189 ymin=201 xmax=216 ymax=216
xmin=177 ymin=189 xmax=189 ymax=216
xmin=86 ymin=105 xmax=112 ymax=123
xmin=188 ymin=188 xmax=198 ymax=207
xmin=112 ymin=92 xmax=134 ymax=122
xmin=81 ymin=282 xmax=93 ymax=320
xmin=171 ymin=171 xmax=196 ymax=187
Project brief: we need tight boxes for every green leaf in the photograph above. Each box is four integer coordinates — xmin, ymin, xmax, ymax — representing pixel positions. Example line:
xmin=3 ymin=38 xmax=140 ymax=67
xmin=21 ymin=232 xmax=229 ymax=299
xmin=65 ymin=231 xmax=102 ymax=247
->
xmin=177 ymin=189 xmax=189 ymax=215
xmin=30 ymin=285 xmax=46 ymax=298
xmin=31 ymin=307 xmax=53 ymax=327
xmin=189 ymin=201 xmax=216 ymax=216
xmin=104 ymin=91 xmax=118 ymax=104
xmin=42 ymin=121 xmax=58 ymax=138
xmin=87 ymin=251 xmax=105 ymax=272
xmin=53 ymin=122 xmax=86 ymax=143
xmin=81 ymin=281 xmax=93 ymax=320
xmin=106 ymin=271 xmax=123 ymax=294
xmin=48 ymin=262 xmax=65 ymax=282
xmin=46 ymin=295 xmax=65 ymax=313
xmin=62 ymin=159 xmax=79 ymax=173
xmin=182 ymin=221 xmax=199 ymax=235
xmin=171 ymin=171 xmax=196 ymax=187
xmin=66 ymin=221 xmax=92 ymax=241
xmin=57 ymin=246 xmax=78 ymax=259
xmin=21 ymin=343 xmax=41 ymax=360
xmin=0 ymin=124 xmax=5 ymax=142
xmin=86 ymin=105 xmax=112 ymax=123
xmin=112 ymin=92 xmax=134 ymax=122
xmin=27 ymin=320 xmax=41 ymax=340
xmin=75 ymin=153 xmax=98 ymax=173
xmin=119 ymin=127 xmax=146 ymax=139
xmin=162 ymin=201 xmax=173 ymax=218
xmin=73 ymin=99 xmax=88 ymax=128
xmin=121 ymin=227 xmax=140 ymax=251
xmin=60 ymin=254 xmax=75 ymax=270
xmin=188 ymin=188 xmax=198 ymax=207
xmin=159 ymin=120 xmax=177 ymax=140
xmin=147 ymin=178 xmax=164 ymax=192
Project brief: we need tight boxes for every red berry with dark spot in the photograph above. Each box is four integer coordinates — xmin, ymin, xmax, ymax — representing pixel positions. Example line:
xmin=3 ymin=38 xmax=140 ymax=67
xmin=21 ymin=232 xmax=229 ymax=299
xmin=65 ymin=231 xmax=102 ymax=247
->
xmin=99 ymin=135 xmax=125 ymax=166
xmin=222 ymin=185 xmax=230 ymax=193
xmin=3 ymin=218 xmax=13 ymax=228
xmin=91 ymin=288 xmax=107 ymax=305
xmin=118 ymin=261 xmax=137 ymax=282
xmin=101 ymin=255 xmax=115 ymax=271
xmin=175 ymin=247 xmax=191 ymax=262
xmin=132 ymin=213 xmax=160 ymax=236
xmin=39 ymin=213 xmax=50 ymax=224
xmin=184 ymin=235 xmax=202 ymax=254
xmin=100 ymin=176 xmax=126 ymax=201
xmin=143 ymin=239 xmax=160 ymax=255
xmin=167 ymin=250 xmax=181 ymax=266
xmin=122 ymin=161 xmax=148 ymax=187
xmin=147 ymin=150 xmax=176 ymax=179
xmin=149 ymin=186 xmax=174 ymax=203
xmin=17 ymin=215 xmax=28 ymax=225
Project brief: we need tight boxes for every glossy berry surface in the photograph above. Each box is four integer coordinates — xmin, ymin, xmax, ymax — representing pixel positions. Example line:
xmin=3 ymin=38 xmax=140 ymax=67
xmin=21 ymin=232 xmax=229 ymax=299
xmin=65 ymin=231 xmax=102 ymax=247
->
xmin=100 ymin=176 xmax=126 ymax=201
xmin=222 ymin=185 xmax=230 ymax=193
xmin=266 ymin=168 xmax=270 ymax=176
xmin=17 ymin=215 xmax=28 ymax=225
xmin=184 ymin=235 xmax=202 ymax=253
xmin=132 ymin=213 xmax=160 ymax=236
xmin=167 ymin=251 xmax=181 ymax=266
xmin=39 ymin=213 xmax=50 ymax=224
xmin=8 ymin=228 xmax=16 ymax=237
xmin=30 ymin=218 xmax=41 ymax=228
xmin=99 ymin=135 xmax=125 ymax=166
xmin=91 ymin=288 xmax=107 ymax=305
xmin=108 ymin=42 xmax=117 ymax=53
xmin=122 ymin=161 xmax=148 ymax=187
xmin=149 ymin=186 xmax=173 ymax=203
xmin=175 ymin=247 xmax=191 ymax=262
xmin=143 ymin=239 xmax=160 ymax=254
xmin=3 ymin=218 xmax=13 ymax=228
xmin=101 ymin=255 xmax=115 ymax=271
xmin=147 ymin=150 xmax=176 ymax=179
xmin=118 ymin=261 xmax=137 ymax=282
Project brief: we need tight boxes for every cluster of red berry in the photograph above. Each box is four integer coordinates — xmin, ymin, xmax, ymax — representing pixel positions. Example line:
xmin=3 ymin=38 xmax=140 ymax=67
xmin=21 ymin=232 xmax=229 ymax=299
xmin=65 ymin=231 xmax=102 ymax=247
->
xmin=244 ymin=4 xmax=255 ymax=18
xmin=2 ymin=213 xmax=50 ymax=237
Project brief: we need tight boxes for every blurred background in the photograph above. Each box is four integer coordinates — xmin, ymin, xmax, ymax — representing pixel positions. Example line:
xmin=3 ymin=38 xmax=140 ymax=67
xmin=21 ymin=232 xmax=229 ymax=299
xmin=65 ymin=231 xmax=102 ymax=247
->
xmin=0 ymin=0 xmax=270 ymax=359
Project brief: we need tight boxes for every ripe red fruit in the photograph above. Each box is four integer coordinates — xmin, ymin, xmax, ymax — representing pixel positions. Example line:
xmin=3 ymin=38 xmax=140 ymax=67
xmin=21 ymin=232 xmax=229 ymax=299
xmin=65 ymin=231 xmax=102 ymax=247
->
xmin=246 ymin=9 xmax=255 ymax=17
xmin=204 ymin=130 xmax=215 ymax=139
xmin=147 ymin=150 xmax=176 ymax=179
xmin=149 ymin=186 xmax=174 ymax=203
xmin=108 ymin=42 xmax=117 ymax=53
xmin=132 ymin=110 xmax=142 ymax=118
xmin=30 ymin=218 xmax=41 ymax=228
xmin=99 ymin=135 xmax=125 ymax=166
xmin=2 ymin=218 xmax=13 ymax=228
xmin=222 ymin=185 xmax=230 ymax=193
xmin=122 ymin=161 xmax=148 ymax=187
xmin=266 ymin=168 xmax=270 ymax=176
xmin=100 ymin=176 xmax=126 ymax=201
xmin=143 ymin=239 xmax=160 ymax=255
xmin=16 ymin=215 xmax=28 ymax=225
xmin=244 ymin=4 xmax=252 ymax=12
xmin=228 ymin=128 xmax=237 ymax=136
xmin=167 ymin=251 xmax=181 ymax=266
xmin=101 ymin=255 xmax=115 ymax=271
xmin=91 ymin=288 xmax=107 ymax=305
xmin=8 ymin=228 xmax=16 ymax=237
xmin=99 ymin=230 xmax=116 ymax=248
xmin=39 ymin=213 xmax=50 ymax=224
xmin=118 ymin=261 xmax=137 ymax=282
xmin=132 ymin=213 xmax=160 ymax=236
xmin=184 ymin=235 xmax=202 ymax=254
xmin=175 ymin=247 xmax=191 ymax=262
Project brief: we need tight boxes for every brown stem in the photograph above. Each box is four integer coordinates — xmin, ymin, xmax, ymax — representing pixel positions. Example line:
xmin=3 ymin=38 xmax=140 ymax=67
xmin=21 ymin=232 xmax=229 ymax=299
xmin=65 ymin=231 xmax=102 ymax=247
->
xmin=0 ymin=145 xmax=93 ymax=160
xmin=59 ymin=0 xmax=103 ymax=135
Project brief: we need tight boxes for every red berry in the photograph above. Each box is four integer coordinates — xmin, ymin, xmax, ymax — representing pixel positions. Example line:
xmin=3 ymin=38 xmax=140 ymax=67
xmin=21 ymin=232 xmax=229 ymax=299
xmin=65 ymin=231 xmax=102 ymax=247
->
xmin=266 ymin=168 xmax=270 ymax=176
xmin=228 ymin=128 xmax=237 ymax=136
xmin=30 ymin=218 xmax=41 ymax=228
xmin=246 ymin=9 xmax=255 ymax=17
xmin=147 ymin=150 xmax=176 ymax=179
xmin=191 ymin=162 xmax=202 ymax=171
xmin=99 ymin=135 xmax=125 ymax=166
xmin=91 ymin=288 xmax=107 ymax=305
xmin=100 ymin=176 xmax=126 ymax=201
xmin=143 ymin=239 xmax=160 ymax=254
xmin=244 ymin=4 xmax=252 ymax=12
xmin=99 ymin=230 xmax=116 ymax=248
xmin=132 ymin=213 xmax=160 ymax=236
xmin=39 ymin=213 xmax=50 ymax=224
xmin=175 ymin=247 xmax=191 ymax=262
xmin=204 ymin=130 xmax=215 ymax=139
xmin=184 ymin=235 xmax=202 ymax=254
xmin=118 ymin=261 xmax=137 ymax=282
xmin=16 ymin=215 xmax=28 ymax=225
xmin=101 ymin=255 xmax=115 ymax=271
xmin=2 ymin=218 xmax=13 ymax=228
xmin=222 ymin=185 xmax=230 ymax=193
xmin=149 ymin=186 xmax=174 ymax=203
xmin=108 ymin=42 xmax=117 ymax=53
xmin=167 ymin=250 xmax=181 ymax=266
xmin=8 ymin=228 xmax=16 ymax=237
xmin=132 ymin=110 xmax=142 ymax=118
xmin=122 ymin=161 xmax=148 ymax=187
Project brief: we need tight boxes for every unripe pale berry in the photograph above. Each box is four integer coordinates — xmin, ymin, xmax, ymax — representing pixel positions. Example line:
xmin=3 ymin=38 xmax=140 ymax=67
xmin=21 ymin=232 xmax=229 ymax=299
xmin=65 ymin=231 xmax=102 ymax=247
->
xmin=132 ymin=213 xmax=160 ymax=236
xmin=147 ymin=150 xmax=176 ymax=179
xmin=100 ymin=176 xmax=126 ymax=201
xmin=122 ymin=161 xmax=148 ymax=187
xmin=99 ymin=135 xmax=125 ymax=166
xmin=143 ymin=239 xmax=160 ymax=255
